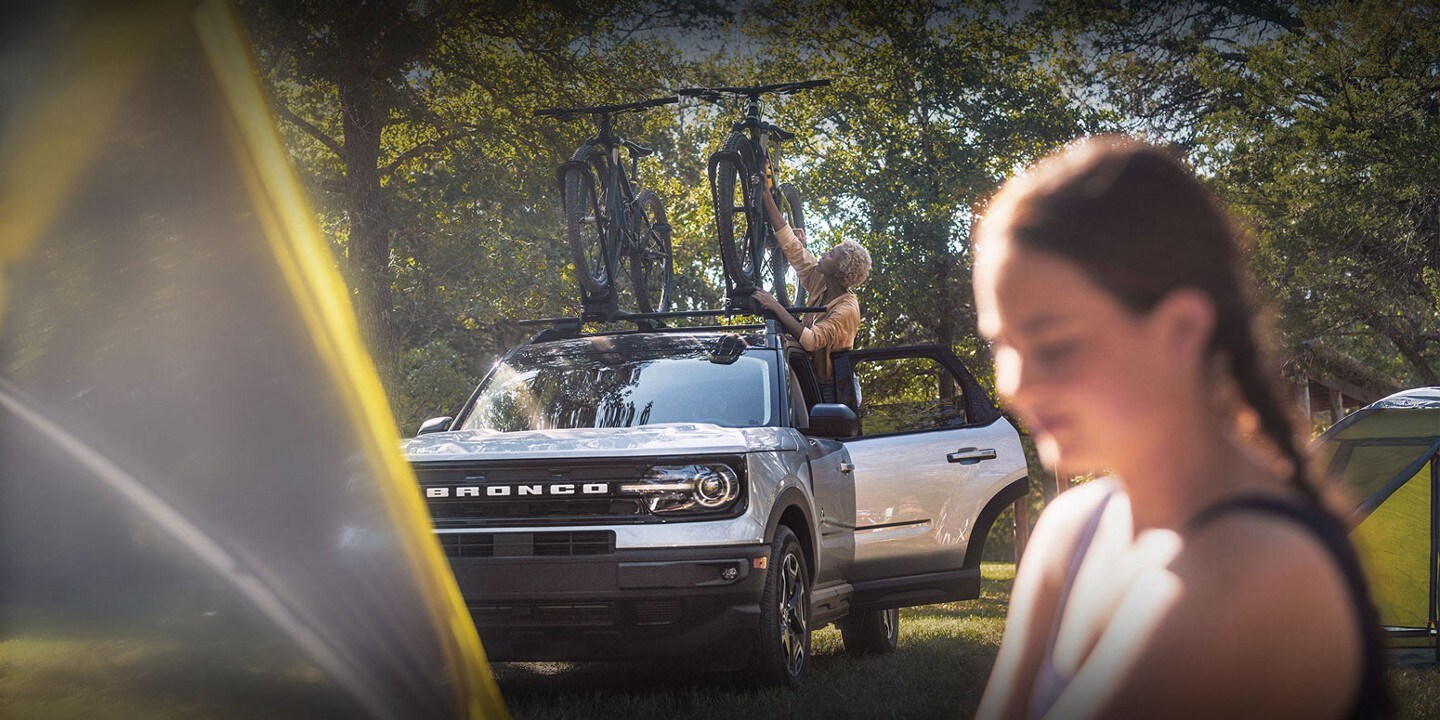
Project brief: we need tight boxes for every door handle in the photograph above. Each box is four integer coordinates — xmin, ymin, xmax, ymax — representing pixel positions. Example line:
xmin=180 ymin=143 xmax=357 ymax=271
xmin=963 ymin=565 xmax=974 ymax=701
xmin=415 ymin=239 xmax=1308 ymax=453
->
xmin=947 ymin=447 xmax=997 ymax=465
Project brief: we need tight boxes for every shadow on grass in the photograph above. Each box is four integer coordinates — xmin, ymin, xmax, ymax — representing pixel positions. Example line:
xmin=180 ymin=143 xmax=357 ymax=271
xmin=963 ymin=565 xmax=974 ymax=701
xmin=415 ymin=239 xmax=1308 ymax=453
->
xmin=494 ymin=564 xmax=1016 ymax=720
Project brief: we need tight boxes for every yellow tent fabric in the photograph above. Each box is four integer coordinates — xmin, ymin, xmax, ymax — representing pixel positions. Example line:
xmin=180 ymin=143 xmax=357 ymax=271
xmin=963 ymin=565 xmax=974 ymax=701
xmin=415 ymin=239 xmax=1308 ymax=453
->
xmin=1317 ymin=388 xmax=1440 ymax=647
xmin=1352 ymin=461 xmax=1432 ymax=630
xmin=0 ymin=2 xmax=506 ymax=717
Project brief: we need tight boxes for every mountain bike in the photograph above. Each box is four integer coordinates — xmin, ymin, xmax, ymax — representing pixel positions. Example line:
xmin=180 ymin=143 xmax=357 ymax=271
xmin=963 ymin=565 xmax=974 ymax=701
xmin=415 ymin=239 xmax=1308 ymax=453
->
xmin=679 ymin=80 xmax=828 ymax=307
xmin=537 ymin=96 xmax=678 ymax=316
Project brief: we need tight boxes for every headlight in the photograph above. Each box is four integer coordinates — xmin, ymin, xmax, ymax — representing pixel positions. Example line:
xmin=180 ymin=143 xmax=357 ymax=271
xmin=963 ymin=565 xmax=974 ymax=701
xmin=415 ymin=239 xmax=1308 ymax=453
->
xmin=618 ymin=463 xmax=741 ymax=514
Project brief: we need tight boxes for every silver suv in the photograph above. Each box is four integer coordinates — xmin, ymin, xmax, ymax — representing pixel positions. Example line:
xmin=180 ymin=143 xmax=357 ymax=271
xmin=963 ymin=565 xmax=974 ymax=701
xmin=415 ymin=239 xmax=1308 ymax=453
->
xmin=405 ymin=322 xmax=1028 ymax=685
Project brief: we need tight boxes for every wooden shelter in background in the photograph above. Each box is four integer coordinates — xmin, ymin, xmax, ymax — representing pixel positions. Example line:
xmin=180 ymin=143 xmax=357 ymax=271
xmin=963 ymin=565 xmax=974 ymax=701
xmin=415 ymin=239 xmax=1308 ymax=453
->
xmin=1286 ymin=340 xmax=1403 ymax=429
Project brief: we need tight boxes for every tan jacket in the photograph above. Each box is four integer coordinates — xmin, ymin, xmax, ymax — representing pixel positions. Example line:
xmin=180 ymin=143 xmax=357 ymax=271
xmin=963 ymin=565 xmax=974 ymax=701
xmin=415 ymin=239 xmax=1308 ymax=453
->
xmin=775 ymin=225 xmax=860 ymax=383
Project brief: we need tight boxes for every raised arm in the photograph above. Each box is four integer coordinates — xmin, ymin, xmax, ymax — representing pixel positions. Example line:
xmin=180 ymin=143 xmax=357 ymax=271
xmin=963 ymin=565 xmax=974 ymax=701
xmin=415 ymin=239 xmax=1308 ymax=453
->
xmin=759 ymin=177 xmax=819 ymax=273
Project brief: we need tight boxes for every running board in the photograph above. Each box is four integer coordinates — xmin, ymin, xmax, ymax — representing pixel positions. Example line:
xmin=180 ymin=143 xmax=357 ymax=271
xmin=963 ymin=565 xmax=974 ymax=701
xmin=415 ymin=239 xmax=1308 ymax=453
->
xmin=809 ymin=581 xmax=853 ymax=626
xmin=848 ymin=568 xmax=981 ymax=613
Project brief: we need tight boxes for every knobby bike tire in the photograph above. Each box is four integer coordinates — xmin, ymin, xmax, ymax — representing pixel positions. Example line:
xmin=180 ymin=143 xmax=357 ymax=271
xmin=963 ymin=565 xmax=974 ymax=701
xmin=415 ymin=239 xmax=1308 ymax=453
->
xmin=628 ymin=188 xmax=673 ymax=313
xmin=714 ymin=133 xmax=761 ymax=292
xmin=773 ymin=182 xmax=808 ymax=307
xmin=562 ymin=146 xmax=614 ymax=295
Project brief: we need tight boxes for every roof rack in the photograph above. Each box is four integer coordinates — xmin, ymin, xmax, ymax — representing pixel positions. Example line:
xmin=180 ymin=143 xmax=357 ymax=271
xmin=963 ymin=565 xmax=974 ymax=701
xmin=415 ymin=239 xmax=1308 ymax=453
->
xmin=513 ymin=306 xmax=829 ymax=344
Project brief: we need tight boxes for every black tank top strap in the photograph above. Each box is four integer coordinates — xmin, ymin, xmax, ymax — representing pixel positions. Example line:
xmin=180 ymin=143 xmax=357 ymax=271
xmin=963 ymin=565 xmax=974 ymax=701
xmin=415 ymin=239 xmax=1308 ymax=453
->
xmin=1186 ymin=495 xmax=1393 ymax=720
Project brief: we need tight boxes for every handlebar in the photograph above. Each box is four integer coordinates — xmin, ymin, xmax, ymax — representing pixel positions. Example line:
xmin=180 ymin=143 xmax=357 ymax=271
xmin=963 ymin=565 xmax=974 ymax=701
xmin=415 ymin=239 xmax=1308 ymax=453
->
xmin=535 ymin=95 xmax=679 ymax=121
xmin=677 ymin=79 xmax=830 ymax=103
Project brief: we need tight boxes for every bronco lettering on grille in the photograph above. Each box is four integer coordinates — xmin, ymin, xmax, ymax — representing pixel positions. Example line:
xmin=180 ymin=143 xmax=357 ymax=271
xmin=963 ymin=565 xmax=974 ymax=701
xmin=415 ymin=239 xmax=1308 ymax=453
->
xmin=425 ymin=483 xmax=610 ymax=499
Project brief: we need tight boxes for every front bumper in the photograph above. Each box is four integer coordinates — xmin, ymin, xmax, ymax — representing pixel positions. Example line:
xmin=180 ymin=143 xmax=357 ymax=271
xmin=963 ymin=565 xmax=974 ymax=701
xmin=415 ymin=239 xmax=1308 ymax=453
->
xmin=449 ymin=543 xmax=771 ymax=666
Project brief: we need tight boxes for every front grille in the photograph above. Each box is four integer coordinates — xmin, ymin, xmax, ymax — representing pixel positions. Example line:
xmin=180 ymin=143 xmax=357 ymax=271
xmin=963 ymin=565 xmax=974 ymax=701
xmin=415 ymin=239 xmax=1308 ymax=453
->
xmin=414 ymin=456 xmax=745 ymax=526
xmin=533 ymin=531 xmax=614 ymax=556
xmin=429 ymin=498 xmax=646 ymax=522
xmin=631 ymin=600 xmax=684 ymax=626
xmin=438 ymin=531 xmax=614 ymax=558
xmin=439 ymin=533 xmax=496 ymax=558
xmin=471 ymin=602 xmax=616 ymax=627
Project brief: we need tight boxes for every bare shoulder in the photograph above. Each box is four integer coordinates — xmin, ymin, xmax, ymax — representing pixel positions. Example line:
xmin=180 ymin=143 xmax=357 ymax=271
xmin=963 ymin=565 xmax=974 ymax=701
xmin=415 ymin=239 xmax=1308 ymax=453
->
xmin=1024 ymin=479 xmax=1121 ymax=561
xmin=1105 ymin=501 xmax=1363 ymax=718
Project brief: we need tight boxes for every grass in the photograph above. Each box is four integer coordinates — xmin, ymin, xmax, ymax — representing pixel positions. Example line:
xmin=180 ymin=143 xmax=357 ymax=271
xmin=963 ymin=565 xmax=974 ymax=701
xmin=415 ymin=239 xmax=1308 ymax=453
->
xmin=0 ymin=601 xmax=361 ymax=720
xmin=5 ymin=562 xmax=1440 ymax=718
xmin=495 ymin=561 xmax=1440 ymax=720
xmin=495 ymin=563 xmax=1015 ymax=720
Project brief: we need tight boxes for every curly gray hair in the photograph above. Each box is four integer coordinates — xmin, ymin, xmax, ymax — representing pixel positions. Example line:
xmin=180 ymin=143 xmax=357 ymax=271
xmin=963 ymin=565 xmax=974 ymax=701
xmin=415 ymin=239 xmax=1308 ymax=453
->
xmin=830 ymin=240 xmax=872 ymax=288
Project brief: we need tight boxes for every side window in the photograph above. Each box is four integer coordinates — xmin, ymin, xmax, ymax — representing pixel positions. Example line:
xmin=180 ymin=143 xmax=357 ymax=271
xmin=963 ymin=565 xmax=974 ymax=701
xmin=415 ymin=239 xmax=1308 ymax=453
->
xmin=852 ymin=355 xmax=967 ymax=435
xmin=787 ymin=368 xmax=810 ymax=428
xmin=788 ymin=352 xmax=821 ymax=409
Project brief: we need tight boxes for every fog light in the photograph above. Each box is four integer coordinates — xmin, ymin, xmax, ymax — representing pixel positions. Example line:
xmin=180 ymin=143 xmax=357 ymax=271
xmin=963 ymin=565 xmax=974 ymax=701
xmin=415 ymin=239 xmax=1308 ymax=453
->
xmin=721 ymin=567 xmax=738 ymax=581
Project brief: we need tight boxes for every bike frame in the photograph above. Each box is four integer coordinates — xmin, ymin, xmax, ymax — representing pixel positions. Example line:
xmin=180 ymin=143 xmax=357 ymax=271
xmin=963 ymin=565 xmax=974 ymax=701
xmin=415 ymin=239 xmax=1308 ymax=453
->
xmin=738 ymin=95 xmax=775 ymax=285
xmin=588 ymin=113 xmax=641 ymax=286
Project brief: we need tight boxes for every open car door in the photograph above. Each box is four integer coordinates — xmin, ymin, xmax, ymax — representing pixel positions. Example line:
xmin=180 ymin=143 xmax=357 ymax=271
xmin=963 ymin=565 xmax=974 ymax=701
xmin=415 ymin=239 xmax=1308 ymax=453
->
xmin=832 ymin=345 xmax=1027 ymax=611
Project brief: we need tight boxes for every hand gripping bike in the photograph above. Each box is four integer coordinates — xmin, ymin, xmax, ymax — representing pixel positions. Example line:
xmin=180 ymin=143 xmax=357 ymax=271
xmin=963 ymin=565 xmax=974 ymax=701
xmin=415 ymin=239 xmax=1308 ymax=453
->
xmin=537 ymin=96 xmax=678 ymax=319
xmin=679 ymin=80 xmax=829 ymax=308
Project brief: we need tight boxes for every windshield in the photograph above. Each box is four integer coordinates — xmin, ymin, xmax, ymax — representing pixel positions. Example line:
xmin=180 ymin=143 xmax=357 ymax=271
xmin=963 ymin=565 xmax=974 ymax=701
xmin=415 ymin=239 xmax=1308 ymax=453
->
xmin=459 ymin=348 xmax=775 ymax=432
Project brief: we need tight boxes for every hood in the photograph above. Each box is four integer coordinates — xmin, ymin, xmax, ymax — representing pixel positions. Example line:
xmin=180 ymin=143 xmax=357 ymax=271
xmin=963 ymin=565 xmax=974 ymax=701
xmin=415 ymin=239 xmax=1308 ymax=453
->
xmin=403 ymin=423 xmax=798 ymax=461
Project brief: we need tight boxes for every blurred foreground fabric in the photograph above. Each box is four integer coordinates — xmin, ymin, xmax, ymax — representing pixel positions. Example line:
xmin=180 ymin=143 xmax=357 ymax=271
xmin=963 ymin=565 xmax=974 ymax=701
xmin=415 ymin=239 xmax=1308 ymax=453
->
xmin=0 ymin=2 xmax=506 ymax=718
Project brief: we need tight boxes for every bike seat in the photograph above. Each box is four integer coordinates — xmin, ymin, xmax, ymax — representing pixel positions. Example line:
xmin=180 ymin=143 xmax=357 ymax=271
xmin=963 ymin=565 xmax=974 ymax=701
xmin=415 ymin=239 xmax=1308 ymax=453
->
xmin=622 ymin=139 xmax=656 ymax=158
xmin=764 ymin=124 xmax=796 ymax=142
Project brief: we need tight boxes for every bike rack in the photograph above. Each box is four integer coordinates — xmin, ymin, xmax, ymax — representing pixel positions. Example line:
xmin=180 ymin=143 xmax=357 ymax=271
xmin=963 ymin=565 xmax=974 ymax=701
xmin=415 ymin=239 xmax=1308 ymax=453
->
xmin=514 ymin=304 xmax=829 ymax=345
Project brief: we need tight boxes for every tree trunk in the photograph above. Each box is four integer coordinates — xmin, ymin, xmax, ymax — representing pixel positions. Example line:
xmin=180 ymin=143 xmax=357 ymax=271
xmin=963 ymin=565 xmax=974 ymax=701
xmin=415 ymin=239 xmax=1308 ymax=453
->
xmin=339 ymin=82 xmax=397 ymax=385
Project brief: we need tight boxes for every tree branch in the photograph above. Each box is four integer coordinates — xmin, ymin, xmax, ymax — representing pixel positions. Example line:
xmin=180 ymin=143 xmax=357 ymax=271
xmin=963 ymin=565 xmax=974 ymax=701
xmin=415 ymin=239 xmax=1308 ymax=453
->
xmin=274 ymin=103 xmax=345 ymax=159
xmin=380 ymin=140 xmax=442 ymax=178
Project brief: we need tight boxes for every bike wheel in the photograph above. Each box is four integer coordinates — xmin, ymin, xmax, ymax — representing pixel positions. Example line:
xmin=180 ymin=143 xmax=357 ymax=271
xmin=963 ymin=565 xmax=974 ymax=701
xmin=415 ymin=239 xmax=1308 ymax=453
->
xmin=774 ymin=182 xmax=808 ymax=307
xmin=628 ymin=188 xmax=673 ymax=313
xmin=714 ymin=133 xmax=761 ymax=292
xmin=562 ymin=149 xmax=612 ymax=295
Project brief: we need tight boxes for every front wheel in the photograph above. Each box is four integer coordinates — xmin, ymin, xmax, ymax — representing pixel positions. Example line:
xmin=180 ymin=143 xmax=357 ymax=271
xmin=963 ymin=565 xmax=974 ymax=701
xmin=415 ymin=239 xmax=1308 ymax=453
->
xmin=748 ymin=526 xmax=811 ymax=686
xmin=562 ymin=152 xmax=611 ymax=295
xmin=628 ymin=188 xmax=673 ymax=313
xmin=839 ymin=607 xmax=899 ymax=655
xmin=714 ymin=133 xmax=761 ymax=293
xmin=771 ymin=182 xmax=807 ymax=307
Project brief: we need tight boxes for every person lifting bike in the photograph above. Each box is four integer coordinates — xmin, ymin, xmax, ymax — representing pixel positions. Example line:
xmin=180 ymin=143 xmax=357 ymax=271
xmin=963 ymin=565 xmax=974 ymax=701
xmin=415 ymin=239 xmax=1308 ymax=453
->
xmin=748 ymin=171 xmax=871 ymax=402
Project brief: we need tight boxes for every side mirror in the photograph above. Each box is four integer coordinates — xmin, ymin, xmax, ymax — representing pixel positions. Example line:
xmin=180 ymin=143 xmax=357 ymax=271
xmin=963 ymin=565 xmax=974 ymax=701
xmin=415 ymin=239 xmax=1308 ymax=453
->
xmin=802 ymin=404 xmax=860 ymax=439
xmin=416 ymin=416 xmax=453 ymax=436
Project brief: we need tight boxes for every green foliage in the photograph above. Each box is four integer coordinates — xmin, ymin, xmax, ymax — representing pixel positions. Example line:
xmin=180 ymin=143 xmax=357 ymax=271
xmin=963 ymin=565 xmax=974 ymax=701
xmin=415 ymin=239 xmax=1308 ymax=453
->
xmin=395 ymin=340 xmax=475 ymax=435
xmin=241 ymin=1 xmax=724 ymax=429
xmin=725 ymin=0 xmax=1099 ymax=379
xmin=1048 ymin=0 xmax=1440 ymax=385
xmin=242 ymin=1 xmax=1102 ymax=432
xmin=1201 ymin=0 xmax=1440 ymax=385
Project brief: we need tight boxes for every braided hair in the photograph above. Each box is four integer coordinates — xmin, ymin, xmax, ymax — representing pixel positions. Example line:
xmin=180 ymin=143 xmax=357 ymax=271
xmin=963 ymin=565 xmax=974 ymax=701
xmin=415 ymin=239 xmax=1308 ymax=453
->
xmin=978 ymin=135 xmax=1318 ymax=502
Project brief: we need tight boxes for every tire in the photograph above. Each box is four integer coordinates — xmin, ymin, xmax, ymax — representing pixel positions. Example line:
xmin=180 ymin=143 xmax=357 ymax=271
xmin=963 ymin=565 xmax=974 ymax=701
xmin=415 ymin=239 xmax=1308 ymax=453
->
xmin=628 ymin=188 xmax=673 ymax=313
xmin=748 ymin=525 xmax=811 ymax=686
xmin=839 ymin=607 xmax=899 ymax=655
xmin=562 ymin=147 xmax=613 ymax=295
xmin=714 ymin=133 xmax=761 ymax=292
xmin=774 ymin=182 xmax=807 ymax=307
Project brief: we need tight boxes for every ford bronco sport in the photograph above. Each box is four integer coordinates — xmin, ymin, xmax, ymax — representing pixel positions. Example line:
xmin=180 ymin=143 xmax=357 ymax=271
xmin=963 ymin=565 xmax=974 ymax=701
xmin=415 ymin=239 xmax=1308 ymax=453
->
xmin=404 ymin=319 xmax=1028 ymax=685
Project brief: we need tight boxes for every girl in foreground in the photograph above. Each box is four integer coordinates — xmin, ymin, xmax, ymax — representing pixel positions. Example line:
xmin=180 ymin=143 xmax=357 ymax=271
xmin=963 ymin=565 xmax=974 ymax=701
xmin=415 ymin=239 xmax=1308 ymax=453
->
xmin=972 ymin=137 xmax=1389 ymax=720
